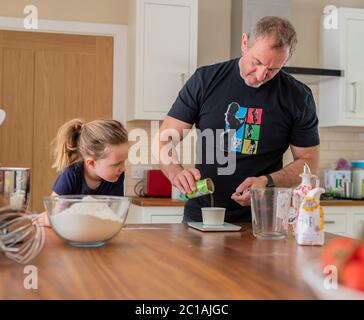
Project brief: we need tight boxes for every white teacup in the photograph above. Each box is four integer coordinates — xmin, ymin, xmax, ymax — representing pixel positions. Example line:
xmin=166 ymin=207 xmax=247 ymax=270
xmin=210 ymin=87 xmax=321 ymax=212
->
xmin=201 ymin=207 xmax=226 ymax=226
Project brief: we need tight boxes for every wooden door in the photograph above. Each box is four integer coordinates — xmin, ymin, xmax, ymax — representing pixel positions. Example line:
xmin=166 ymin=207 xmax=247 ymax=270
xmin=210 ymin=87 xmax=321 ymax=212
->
xmin=0 ymin=30 xmax=113 ymax=212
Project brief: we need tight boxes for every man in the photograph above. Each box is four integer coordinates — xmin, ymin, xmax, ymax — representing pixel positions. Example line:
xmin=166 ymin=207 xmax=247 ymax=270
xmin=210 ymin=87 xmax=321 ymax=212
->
xmin=153 ymin=16 xmax=320 ymax=222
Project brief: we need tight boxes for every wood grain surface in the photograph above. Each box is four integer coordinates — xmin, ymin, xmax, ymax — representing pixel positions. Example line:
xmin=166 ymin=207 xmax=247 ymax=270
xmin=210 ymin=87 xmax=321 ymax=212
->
xmin=131 ymin=197 xmax=186 ymax=207
xmin=0 ymin=224 xmax=336 ymax=300
xmin=321 ymin=200 xmax=364 ymax=206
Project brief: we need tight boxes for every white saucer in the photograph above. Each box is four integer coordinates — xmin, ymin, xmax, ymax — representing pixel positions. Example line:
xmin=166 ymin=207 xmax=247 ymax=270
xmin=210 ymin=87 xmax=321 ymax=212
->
xmin=187 ymin=222 xmax=242 ymax=232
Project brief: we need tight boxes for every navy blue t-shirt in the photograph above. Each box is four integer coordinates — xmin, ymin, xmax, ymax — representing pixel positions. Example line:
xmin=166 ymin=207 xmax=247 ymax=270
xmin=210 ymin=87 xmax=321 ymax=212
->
xmin=167 ymin=58 xmax=320 ymax=222
xmin=53 ymin=161 xmax=125 ymax=196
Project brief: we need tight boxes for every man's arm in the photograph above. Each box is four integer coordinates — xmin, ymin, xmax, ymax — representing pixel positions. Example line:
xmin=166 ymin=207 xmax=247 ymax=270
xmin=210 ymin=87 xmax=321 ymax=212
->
xmin=270 ymin=145 xmax=319 ymax=187
xmin=231 ymin=145 xmax=320 ymax=206
xmin=152 ymin=116 xmax=201 ymax=195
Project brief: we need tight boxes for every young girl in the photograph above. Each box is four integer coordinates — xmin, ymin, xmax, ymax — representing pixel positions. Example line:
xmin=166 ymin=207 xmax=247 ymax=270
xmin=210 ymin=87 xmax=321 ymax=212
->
xmin=39 ymin=118 xmax=129 ymax=226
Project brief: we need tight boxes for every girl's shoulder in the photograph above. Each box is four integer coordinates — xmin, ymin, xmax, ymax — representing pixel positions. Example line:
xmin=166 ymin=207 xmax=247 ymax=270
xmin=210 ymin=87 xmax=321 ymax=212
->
xmin=53 ymin=162 xmax=83 ymax=195
xmin=64 ymin=161 xmax=83 ymax=175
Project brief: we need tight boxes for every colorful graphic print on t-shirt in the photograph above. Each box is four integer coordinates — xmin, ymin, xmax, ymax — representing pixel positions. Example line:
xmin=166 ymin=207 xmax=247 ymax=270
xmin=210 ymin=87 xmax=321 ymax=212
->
xmin=221 ymin=102 xmax=262 ymax=154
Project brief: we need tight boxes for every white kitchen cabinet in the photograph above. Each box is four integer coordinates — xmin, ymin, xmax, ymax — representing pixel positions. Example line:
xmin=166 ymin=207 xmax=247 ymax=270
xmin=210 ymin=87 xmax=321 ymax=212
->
xmin=126 ymin=204 xmax=184 ymax=223
xmin=319 ymin=8 xmax=364 ymax=126
xmin=323 ymin=213 xmax=348 ymax=236
xmin=322 ymin=205 xmax=364 ymax=238
xmin=353 ymin=214 xmax=364 ymax=238
xmin=127 ymin=0 xmax=198 ymax=120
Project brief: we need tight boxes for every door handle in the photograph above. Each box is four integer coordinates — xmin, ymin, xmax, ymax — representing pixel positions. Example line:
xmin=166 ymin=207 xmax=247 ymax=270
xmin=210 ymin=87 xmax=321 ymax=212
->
xmin=351 ymin=82 xmax=358 ymax=113
xmin=324 ymin=220 xmax=335 ymax=224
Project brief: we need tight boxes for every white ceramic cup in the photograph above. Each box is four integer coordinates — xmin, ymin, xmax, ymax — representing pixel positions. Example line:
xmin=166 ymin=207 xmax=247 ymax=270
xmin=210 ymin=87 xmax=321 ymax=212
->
xmin=201 ymin=207 xmax=226 ymax=226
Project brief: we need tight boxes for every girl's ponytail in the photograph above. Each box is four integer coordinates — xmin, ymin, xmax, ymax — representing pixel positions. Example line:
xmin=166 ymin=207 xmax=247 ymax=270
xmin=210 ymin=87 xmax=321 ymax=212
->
xmin=51 ymin=119 xmax=84 ymax=172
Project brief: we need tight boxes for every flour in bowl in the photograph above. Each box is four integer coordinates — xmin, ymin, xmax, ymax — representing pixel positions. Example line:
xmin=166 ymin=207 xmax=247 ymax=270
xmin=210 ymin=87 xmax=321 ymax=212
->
xmin=50 ymin=196 xmax=124 ymax=243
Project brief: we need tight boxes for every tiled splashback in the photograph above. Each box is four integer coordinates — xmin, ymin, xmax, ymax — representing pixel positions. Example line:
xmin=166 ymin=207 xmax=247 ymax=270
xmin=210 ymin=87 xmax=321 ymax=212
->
xmin=125 ymin=84 xmax=364 ymax=196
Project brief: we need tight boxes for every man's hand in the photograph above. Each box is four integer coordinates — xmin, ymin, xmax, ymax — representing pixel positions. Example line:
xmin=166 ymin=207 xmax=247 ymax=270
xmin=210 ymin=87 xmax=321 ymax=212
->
xmin=231 ymin=176 xmax=268 ymax=206
xmin=171 ymin=168 xmax=201 ymax=195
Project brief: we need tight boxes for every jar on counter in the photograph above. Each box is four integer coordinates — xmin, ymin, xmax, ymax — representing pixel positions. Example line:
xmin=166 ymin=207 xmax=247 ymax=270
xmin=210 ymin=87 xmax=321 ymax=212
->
xmin=351 ymin=161 xmax=364 ymax=199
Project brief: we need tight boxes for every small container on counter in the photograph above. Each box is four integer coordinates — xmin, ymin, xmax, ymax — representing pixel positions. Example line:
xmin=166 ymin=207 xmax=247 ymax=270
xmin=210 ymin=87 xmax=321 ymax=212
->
xmin=296 ymin=187 xmax=326 ymax=246
xmin=352 ymin=161 xmax=364 ymax=199
xmin=290 ymin=163 xmax=319 ymax=235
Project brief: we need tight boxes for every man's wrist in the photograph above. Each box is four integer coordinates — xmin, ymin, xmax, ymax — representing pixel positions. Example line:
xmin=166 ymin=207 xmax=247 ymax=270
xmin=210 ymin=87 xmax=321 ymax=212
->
xmin=259 ymin=175 xmax=268 ymax=186
xmin=263 ymin=174 xmax=275 ymax=187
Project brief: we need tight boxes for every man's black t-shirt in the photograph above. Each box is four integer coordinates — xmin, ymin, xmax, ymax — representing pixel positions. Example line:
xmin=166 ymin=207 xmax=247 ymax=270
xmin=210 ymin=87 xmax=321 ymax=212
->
xmin=167 ymin=58 xmax=320 ymax=222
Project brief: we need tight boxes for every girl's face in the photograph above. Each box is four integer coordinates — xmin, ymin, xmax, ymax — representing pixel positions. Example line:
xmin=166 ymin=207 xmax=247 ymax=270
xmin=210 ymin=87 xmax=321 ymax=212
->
xmin=92 ymin=143 xmax=129 ymax=182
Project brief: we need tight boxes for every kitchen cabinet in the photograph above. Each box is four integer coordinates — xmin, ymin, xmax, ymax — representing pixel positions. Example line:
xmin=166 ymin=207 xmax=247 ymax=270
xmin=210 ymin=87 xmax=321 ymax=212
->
xmin=319 ymin=8 xmax=364 ymax=126
xmin=353 ymin=213 xmax=364 ymax=239
xmin=127 ymin=204 xmax=183 ymax=223
xmin=127 ymin=198 xmax=184 ymax=223
xmin=127 ymin=0 xmax=198 ymax=120
xmin=321 ymin=204 xmax=364 ymax=238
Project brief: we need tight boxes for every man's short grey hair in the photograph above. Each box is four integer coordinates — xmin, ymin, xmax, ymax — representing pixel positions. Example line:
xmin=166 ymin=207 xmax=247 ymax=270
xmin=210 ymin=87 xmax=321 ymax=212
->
xmin=248 ymin=16 xmax=298 ymax=58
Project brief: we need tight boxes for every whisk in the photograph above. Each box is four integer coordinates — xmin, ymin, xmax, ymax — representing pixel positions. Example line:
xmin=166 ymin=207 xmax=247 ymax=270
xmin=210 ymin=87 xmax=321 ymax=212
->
xmin=0 ymin=208 xmax=45 ymax=264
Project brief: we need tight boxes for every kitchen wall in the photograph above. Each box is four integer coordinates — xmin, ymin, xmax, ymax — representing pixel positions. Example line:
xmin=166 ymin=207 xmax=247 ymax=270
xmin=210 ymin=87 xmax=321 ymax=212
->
xmin=290 ymin=0 xmax=364 ymax=68
xmin=0 ymin=0 xmax=231 ymax=67
xmin=0 ymin=0 xmax=129 ymax=24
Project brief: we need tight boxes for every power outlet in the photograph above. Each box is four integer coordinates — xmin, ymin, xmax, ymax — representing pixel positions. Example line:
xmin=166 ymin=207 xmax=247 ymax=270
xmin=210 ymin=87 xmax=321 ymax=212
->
xmin=359 ymin=133 xmax=364 ymax=141
xmin=131 ymin=165 xmax=154 ymax=179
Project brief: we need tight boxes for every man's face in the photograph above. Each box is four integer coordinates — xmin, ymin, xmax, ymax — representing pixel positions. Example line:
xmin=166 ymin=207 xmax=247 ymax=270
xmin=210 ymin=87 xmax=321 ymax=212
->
xmin=239 ymin=33 xmax=290 ymax=88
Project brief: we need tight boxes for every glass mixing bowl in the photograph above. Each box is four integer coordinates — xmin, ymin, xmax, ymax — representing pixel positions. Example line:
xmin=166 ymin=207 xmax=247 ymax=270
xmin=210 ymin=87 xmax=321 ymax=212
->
xmin=43 ymin=195 xmax=131 ymax=248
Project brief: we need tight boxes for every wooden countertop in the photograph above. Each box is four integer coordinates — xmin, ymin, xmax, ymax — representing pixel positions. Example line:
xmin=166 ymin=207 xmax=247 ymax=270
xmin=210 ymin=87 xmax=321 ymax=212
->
xmin=321 ymin=200 xmax=364 ymax=206
xmin=0 ymin=224 xmax=336 ymax=300
xmin=131 ymin=197 xmax=186 ymax=207
xmin=131 ymin=197 xmax=364 ymax=207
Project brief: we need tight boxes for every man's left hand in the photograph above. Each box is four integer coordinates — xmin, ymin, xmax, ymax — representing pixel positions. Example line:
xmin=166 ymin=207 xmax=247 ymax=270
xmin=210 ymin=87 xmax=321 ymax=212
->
xmin=231 ymin=176 xmax=268 ymax=206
